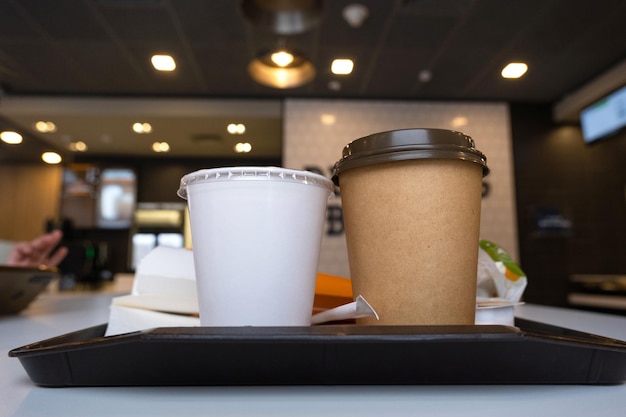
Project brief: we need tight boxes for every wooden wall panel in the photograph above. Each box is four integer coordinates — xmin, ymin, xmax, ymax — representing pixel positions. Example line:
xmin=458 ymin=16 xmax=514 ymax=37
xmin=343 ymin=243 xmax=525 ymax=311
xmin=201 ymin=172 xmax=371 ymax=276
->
xmin=0 ymin=165 xmax=62 ymax=241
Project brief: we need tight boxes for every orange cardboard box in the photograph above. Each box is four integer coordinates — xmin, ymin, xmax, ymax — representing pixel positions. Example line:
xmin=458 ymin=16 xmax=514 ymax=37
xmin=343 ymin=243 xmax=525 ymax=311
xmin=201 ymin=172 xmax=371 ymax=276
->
xmin=313 ymin=272 xmax=353 ymax=312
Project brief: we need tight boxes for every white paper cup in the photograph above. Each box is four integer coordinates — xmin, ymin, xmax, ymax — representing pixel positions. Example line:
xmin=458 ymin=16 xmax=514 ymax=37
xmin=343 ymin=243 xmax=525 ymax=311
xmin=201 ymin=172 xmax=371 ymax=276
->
xmin=178 ymin=167 xmax=334 ymax=326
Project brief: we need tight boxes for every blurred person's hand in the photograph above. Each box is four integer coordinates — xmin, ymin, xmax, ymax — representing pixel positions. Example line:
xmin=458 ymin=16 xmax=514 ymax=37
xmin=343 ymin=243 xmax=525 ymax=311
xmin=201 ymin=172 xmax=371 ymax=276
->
xmin=6 ymin=230 xmax=68 ymax=268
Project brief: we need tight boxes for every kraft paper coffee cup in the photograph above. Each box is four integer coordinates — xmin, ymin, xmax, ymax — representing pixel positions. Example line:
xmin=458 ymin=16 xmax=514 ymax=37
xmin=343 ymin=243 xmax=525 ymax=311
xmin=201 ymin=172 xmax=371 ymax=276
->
xmin=332 ymin=129 xmax=489 ymax=325
xmin=178 ymin=167 xmax=334 ymax=326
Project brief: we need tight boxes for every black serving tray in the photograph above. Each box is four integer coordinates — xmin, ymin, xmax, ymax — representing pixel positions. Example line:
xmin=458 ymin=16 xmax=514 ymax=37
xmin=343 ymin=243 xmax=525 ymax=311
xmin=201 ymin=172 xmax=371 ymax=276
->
xmin=9 ymin=318 xmax=626 ymax=386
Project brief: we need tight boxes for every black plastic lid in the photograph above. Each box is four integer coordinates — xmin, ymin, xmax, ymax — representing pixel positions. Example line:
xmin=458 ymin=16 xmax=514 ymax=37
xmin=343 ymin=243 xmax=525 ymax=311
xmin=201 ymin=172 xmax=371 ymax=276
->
xmin=332 ymin=128 xmax=489 ymax=185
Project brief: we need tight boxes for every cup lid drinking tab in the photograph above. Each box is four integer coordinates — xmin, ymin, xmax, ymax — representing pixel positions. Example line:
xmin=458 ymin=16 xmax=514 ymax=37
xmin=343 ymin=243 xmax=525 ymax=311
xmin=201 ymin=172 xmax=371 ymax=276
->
xmin=332 ymin=128 xmax=489 ymax=185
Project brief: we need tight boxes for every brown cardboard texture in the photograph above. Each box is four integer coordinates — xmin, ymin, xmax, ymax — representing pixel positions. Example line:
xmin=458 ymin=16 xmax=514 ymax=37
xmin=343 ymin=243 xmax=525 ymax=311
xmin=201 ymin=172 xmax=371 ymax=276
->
xmin=340 ymin=159 xmax=483 ymax=325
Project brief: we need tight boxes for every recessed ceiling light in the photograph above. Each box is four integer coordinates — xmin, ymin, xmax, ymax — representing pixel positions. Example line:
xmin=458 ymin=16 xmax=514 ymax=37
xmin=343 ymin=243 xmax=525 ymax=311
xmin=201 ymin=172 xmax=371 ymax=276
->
xmin=227 ymin=123 xmax=246 ymax=134
xmin=69 ymin=141 xmax=88 ymax=152
xmin=41 ymin=151 xmax=62 ymax=164
xmin=501 ymin=62 xmax=528 ymax=79
xmin=132 ymin=122 xmax=152 ymax=134
xmin=152 ymin=141 xmax=170 ymax=152
xmin=234 ymin=142 xmax=252 ymax=153
xmin=328 ymin=80 xmax=341 ymax=91
xmin=151 ymin=55 xmax=176 ymax=71
xmin=34 ymin=121 xmax=57 ymax=133
xmin=342 ymin=4 xmax=369 ymax=28
xmin=331 ymin=59 xmax=354 ymax=75
xmin=418 ymin=69 xmax=432 ymax=83
xmin=0 ymin=130 xmax=23 ymax=144
xmin=270 ymin=51 xmax=294 ymax=67
xmin=248 ymin=51 xmax=315 ymax=89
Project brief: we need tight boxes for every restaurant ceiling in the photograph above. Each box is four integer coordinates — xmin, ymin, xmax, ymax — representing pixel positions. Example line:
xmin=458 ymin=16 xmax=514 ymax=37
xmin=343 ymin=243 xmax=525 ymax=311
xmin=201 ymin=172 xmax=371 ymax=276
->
xmin=1 ymin=0 xmax=625 ymax=161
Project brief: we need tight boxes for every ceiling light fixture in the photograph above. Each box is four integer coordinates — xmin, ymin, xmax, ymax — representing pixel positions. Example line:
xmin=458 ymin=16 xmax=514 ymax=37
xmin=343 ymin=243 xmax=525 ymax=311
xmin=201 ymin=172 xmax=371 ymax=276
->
xmin=271 ymin=51 xmax=294 ymax=67
xmin=342 ymin=4 xmax=369 ymax=28
xmin=418 ymin=69 xmax=433 ymax=83
xmin=41 ymin=151 xmax=62 ymax=164
xmin=241 ymin=0 xmax=323 ymax=35
xmin=234 ymin=142 xmax=252 ymax=153
xmin=227 ymin=123 xmax=246 ymax=134
xmin=152 ymin=141 xmax=170 ymax=152
xmin=0 ymin=130 xmax=23 ymax=144
xmin=501 ymin=62 xmax=528 ymax=79
xmin=328 ymin=80 xmax=342 ymax=91
xmin=331 ymin=59 xmax=354 ymax=75
xmin=34 ymin=121 xmax=57 ymax=133
xmin=132 ymin=122 xmax=153 ymax=134
xmin=69 ymin=141 xmax=88 ymax=152
xmin=249 ymin=51 xmax=315 ymax=89
xmin=151 ymin=55 xmax=176 ymax=71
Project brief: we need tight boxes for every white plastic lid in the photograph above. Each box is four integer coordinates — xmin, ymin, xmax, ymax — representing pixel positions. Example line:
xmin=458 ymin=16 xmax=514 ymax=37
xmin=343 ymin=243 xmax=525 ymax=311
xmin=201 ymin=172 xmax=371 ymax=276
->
xmin=177 ymin=166 xmax=335 ymax=200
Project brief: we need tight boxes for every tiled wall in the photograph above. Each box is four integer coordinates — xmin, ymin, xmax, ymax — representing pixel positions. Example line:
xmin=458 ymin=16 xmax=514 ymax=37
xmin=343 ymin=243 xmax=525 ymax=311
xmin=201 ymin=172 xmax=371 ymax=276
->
xmin=283 ymin=99 xmax=518 ymax=278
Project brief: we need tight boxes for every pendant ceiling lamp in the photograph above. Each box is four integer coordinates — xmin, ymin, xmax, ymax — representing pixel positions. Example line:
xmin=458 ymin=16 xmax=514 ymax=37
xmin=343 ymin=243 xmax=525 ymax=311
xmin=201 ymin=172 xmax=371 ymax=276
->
xmin=241 ymin=0 xmax=323 ymax=35
xmin=248 ymin=50 xmax=315 ymax=89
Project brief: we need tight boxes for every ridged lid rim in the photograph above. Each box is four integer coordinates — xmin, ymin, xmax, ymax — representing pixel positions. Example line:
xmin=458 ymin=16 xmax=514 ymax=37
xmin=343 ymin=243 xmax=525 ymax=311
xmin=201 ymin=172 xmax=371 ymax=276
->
xmin=332 ymin=128 xmax=489 ymax=185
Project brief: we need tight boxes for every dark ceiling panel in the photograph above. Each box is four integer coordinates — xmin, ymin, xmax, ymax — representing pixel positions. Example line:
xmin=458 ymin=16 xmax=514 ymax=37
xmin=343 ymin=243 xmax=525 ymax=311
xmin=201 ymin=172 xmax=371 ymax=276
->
xmin=1 ymin=0 xmax=625 ymax=161
xmin=1 ymin=0 xmax=624 ymax=102
xmin=170 ymin=0 xmax=250 ymax=43
xmin=385 ymin=14 xmax=459 ymax=51
xmin=95 ymin=6 xmax=179 ymax=45
xmin=0 ymin=41 xmax=93 ymax=93
xmin=15 ymin=0 xmax=109 ymax=42
xmin=0 ymin=2 xmax=37 ymax=39
xmin=191 ymin=46 xmax=258 ymax=96
xmin=62 ymin=43 xmax=154 ymax=93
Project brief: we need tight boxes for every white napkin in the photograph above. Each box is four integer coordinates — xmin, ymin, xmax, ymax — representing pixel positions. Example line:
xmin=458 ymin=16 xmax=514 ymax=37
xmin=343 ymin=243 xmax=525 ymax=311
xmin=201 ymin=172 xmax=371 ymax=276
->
xmin=311 ymin=295 xmax=378 ymax=324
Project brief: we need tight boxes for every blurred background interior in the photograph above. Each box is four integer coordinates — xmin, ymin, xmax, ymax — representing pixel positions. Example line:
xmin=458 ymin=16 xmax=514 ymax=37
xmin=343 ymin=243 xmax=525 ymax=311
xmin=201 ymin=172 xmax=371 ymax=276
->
xmin=0 ymin=0 xmax=624 ymax=313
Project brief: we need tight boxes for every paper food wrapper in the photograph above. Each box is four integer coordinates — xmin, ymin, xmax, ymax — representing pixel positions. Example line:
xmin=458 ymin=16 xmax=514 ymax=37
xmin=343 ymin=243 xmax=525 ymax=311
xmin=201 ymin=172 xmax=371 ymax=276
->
xmin=121 ymin=245 xmax=198 ymax=314
xmin=311 ymin=295 xmax=378 ymax=325
xmin=477 ymin=240 xmax=527 ymax=302
xmin=475 ymin=297 xmax=523 ymax=326
xmin=106 ymin=304 xmax=201 ymax=336
xmin=475 ymin=240 xmax=527 ymax=325
xmin=105 ymin=246 xmax=377 ymax=336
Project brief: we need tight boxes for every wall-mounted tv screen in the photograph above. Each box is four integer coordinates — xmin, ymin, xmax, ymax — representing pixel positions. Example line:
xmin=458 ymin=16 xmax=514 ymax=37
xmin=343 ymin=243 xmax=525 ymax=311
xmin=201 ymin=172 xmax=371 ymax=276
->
xmin=580 ymin=84 xmax=626 ymax=143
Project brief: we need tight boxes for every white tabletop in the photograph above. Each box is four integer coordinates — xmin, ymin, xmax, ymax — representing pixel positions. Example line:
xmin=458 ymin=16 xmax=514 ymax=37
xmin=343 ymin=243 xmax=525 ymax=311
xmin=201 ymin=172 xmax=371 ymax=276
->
xmin=2 ymin=287 xmax=626 ymax=417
